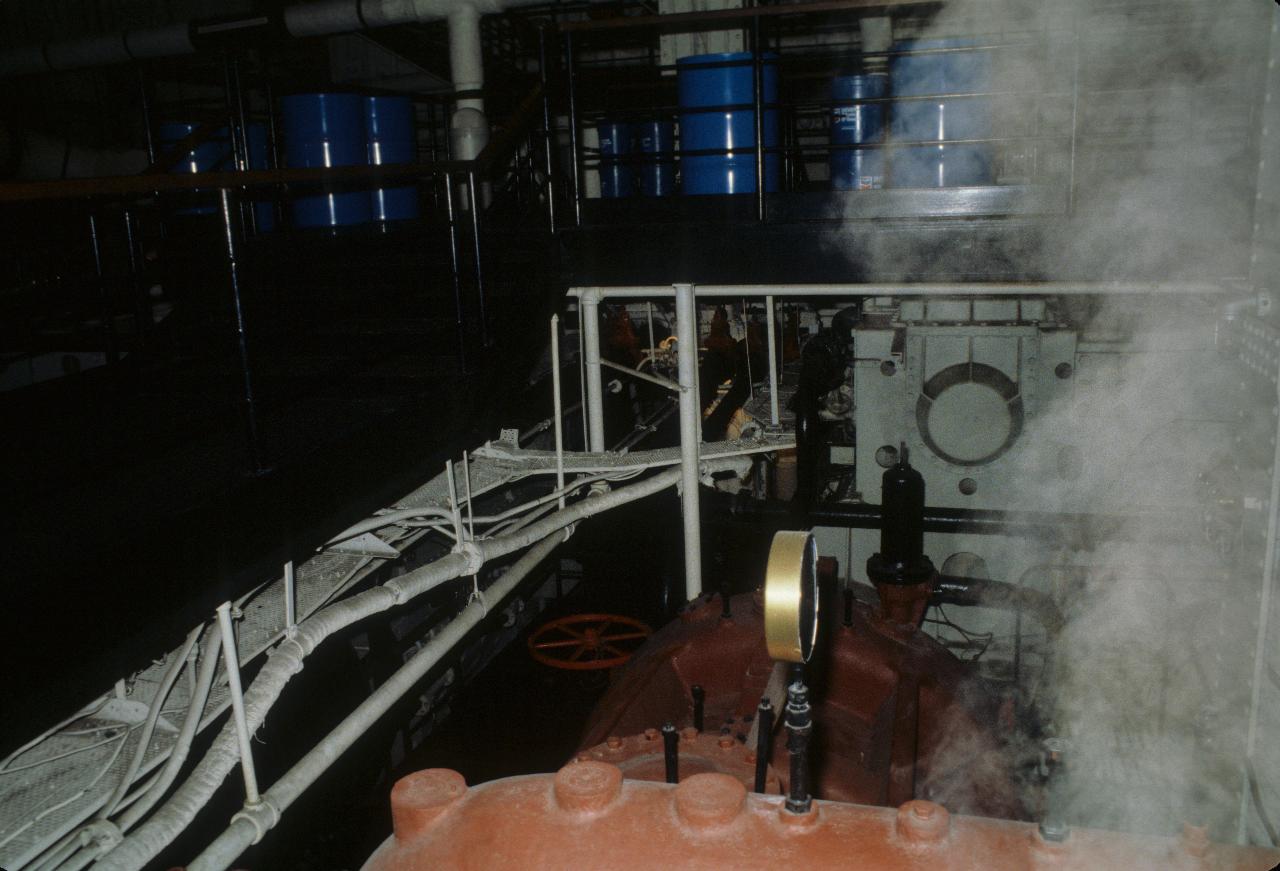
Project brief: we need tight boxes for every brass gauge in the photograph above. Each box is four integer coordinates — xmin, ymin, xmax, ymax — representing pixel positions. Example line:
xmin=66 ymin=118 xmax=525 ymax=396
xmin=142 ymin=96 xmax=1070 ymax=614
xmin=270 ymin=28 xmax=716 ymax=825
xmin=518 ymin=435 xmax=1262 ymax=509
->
xmin=763 ymin=530 xmax=819 ymax=663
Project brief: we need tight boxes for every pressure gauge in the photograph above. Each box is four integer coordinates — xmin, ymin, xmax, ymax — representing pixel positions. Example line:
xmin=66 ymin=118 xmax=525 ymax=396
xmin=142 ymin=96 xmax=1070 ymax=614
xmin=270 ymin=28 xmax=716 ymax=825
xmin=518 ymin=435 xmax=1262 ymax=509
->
xmin=763 ymin=530 xmax=819 ymax=663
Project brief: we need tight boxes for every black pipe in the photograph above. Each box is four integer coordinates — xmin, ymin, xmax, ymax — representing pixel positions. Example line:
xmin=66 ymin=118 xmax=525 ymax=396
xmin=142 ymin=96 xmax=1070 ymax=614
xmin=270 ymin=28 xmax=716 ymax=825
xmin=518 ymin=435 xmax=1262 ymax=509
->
xmin=932 ymin=574 xmax=1065 ymax=635
xmin=691 ymin=685 xmax=705 ymax=732
xmin=714 ymin=490 xmax=1194 ymax=546
xmin=754 ymin=697 xmax=773 ymax=793
xmin=662 ymin=722 xmax=679 ymax=784
xmin=784 ymin=681 xmax=812 ymax=814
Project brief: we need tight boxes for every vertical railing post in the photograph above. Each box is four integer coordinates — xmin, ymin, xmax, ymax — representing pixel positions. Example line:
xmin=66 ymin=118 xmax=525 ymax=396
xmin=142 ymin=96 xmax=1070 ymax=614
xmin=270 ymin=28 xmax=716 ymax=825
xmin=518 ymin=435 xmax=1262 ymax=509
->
xmin=444 ymin=172 xmax=469 ymax=372
xmin=766 ymin=294 xmax=780 ymax=426
xmin=223 ymin=55 xmax=256 ymax=236
xmin=88 ymin=213 xmax=119 ymax=369
xmin=752 ymin=16 xmax=766 ymax=223
xmin=219 ymin=187 xmax=266 ymax=475
xmin=123 ymin=206 xmax=150 ymax=353
xmin=675 ymin=282 xmax=703 ymax=601
xmin=467 ymin=169 xmax=488 ymax=347
xmin=215 ymin=602 xmax=262 ymax=807
xmin=565 ymin=32 xmax=583 ymax=227
xmin=539 ymin=25 xmax=558 ymax=232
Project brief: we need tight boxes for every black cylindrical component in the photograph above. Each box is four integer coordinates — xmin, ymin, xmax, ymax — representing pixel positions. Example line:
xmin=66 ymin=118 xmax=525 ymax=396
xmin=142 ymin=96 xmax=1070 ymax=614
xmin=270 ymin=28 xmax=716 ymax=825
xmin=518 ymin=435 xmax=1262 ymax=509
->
xmin=842 ymin=586 xmax=854 ymax=627
xmin=866 ymin=450 xmax=935 ymax=586
xmin=784 ymin=682 xmax=812 ymax=814
xmin=662 ymin=722 xmax=679 ymax=784
xmin=720 ymin=582 xmax=732 ymax=620
xmin=691 ymin=685 xmax=705 ymax=732
xmin=880 ymin=450 xmax=925 ymax=564
xmin=754 ymin=697 xmax=773 ymax=793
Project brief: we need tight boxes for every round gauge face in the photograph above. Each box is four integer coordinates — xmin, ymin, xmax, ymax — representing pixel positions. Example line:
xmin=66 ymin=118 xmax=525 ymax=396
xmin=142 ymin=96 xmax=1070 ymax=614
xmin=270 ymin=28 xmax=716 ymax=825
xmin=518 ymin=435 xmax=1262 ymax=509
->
xmin=764 ymin=530 xmax=819 ymax=663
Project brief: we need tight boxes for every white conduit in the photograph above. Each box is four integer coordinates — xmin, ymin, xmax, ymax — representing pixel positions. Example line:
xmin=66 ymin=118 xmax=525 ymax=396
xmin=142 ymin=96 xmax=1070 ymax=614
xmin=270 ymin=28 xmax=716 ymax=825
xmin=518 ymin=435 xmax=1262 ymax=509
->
xmin=675 ymin=283 xmax=703 ymax=602
xmin=94 ymin=465 xmax=698 ymax=871
xmin=186 ymin=531 xmax=565 ymax=871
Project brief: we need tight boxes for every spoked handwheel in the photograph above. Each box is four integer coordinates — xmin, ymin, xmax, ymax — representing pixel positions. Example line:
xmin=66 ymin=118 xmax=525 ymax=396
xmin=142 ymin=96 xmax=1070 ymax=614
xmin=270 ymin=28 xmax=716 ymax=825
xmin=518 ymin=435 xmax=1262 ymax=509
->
xmin=527 ymin=613 xmax=652 ymax=671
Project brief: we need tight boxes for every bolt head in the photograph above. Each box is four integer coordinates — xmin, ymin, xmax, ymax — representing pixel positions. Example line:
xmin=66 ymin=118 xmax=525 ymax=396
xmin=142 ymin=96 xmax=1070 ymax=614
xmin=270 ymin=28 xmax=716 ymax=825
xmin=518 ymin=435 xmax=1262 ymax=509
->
xmin=554 ymin=760 xmax=622 ymax=813
xmin=675 ymin=773 xmax=746 ymax=829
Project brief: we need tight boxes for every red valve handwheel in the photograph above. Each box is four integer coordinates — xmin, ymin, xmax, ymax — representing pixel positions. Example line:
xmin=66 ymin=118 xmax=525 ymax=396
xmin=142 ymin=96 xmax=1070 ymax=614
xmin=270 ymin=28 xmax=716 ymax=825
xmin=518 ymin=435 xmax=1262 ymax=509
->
xmin=527 ymin=613 xmax=652 ymax=671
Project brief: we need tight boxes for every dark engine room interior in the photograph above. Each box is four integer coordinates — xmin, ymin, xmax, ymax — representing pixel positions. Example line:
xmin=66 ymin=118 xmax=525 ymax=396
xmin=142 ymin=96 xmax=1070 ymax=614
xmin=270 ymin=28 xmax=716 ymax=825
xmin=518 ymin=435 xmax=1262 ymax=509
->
xmin=1 ymin=0 xmax=1279 ymax=868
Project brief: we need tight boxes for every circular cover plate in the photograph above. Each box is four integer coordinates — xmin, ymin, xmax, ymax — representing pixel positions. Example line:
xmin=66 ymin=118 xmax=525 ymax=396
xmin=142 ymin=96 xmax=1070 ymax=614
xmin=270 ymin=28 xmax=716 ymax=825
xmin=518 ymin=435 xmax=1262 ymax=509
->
xmin=764 ymin=531 xmax=819 ymax=663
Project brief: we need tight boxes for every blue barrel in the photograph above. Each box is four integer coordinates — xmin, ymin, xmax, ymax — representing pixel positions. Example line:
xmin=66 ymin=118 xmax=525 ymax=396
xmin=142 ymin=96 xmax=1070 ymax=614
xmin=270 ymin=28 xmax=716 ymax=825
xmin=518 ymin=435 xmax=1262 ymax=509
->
xmin=596 ymin=121 xmax=634 ymax=199
xmin=889 ymin=38 xmax=994 ymax=187
xmin=636 ymin=120 xmax=675 ymax=196
xmin=281 ymin=93 xmax=371 ymax=228
xmin=830 ymin=73 xmax=887 ymax=191
xmin=365 ymin=95 xmax=419 ymax=221
xmin=677 ymin=52 xmax=779 ymax=195
xmin=158 ymin=122 xmax=232 ymax=215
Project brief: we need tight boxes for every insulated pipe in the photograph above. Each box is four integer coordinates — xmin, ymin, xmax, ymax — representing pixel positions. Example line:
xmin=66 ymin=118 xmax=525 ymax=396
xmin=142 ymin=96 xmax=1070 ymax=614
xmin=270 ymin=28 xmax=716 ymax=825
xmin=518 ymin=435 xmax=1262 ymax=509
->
xmin=0 ymin=0 xmax=519 ymax=78
xmin=582 ymin=290 xmax=606 ymax=452
xmin=96 ymin=464 xmax=715 ymax=871
xmin=676 ymin=282 xmax=703 ymax=601
xmin=186 ymin=531 xmax=566 ymax=871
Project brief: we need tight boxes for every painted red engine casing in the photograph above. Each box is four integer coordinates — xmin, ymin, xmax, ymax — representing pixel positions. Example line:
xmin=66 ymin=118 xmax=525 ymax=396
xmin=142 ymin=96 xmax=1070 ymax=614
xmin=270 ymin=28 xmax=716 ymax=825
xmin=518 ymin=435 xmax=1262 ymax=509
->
xmin=579 ymin=588 xmax=1026 ymax=819
xmin=360 ymin=763 xmax=1280 ymax=871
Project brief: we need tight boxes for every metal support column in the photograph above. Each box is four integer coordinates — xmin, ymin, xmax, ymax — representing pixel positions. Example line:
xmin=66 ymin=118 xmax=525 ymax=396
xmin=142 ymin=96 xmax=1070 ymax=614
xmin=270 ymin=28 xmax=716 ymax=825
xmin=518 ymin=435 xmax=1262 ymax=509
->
xmin=676 ymin=282 xmax=703 ymax=601
xmin=219 ymin=187 xmax=265 ymax=475
xmin=582 ymin=289 xmax=605 ymax=452
xmin=766 ymin=295 xmax=780 ymax=425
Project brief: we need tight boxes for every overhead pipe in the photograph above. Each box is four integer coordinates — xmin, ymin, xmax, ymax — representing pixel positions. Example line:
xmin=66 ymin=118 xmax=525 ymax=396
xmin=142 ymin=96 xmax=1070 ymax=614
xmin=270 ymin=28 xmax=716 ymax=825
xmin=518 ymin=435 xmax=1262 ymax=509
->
xmin=0 ymin=0 xmax=525 ymax=78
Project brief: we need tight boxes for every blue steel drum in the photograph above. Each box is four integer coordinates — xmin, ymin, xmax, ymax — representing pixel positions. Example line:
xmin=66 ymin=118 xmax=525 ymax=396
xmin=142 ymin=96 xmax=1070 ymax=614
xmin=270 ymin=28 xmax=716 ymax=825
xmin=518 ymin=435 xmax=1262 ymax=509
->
xmin=677 ymin=52 xmax=779 ymax=195
xmin=889 ymin=38 xmax=993 ymax=187
xmin=158 ymin=122 xmax=232 ymax=215
xmin=281 ymin=93 xmax=371 ymax=228
xmin=830 ymin=73 xmax=887 ymax=191
xmin=636 ymin=120 xmax=675 ymax=197
xmin=365 ymin=95 xmax=420 ymax=221
xmin=596 ymin=121 xmax=634 ymax=199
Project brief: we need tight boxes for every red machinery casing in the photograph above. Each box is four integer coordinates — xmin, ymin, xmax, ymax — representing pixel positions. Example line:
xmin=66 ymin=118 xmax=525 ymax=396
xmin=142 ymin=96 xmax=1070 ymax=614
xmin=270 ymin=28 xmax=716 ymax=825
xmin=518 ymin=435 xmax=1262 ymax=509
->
xmin=579 ymin=587 xmax=1025 ymax=818
xmin=361 ymin=763 xmax=1280 ymax=871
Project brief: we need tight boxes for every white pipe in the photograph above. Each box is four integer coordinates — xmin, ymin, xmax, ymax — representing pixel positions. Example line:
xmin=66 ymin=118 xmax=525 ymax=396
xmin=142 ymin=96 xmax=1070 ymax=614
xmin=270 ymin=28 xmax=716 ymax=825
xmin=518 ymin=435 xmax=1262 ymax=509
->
xmin=449 ymin=5 xmax=485 ymax=114
xmin=551 ymin=315 xmax=566 ymax=509
xmin=0 ymin=0 xmax=524 ymax=78
xmin=582 ymin=290 xmax=606 ymax=452
xmin=214 ymin=603 xmax=261 ymax=807
xmin=283 ymin=562 xmax=297 ymax=635
xmin=566 ymin=281 xmax=1231 ymax=299
xmin=95 ymin=463 xmax=722 ymax=871
xmin=675 ymin=283 xmax=703 ymax=602
xmin=766 ymin=295 xmax=780 ymax=426
xmin=186 ymin=531 xmax=566 ymax=871
xmin=600 ymin=357 xmax=680 ymax=393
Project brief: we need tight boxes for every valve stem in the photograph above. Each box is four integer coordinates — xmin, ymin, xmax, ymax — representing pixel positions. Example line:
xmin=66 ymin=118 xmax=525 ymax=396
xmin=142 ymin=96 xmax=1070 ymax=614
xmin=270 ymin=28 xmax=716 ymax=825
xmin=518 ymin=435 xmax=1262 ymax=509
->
xmin=754 ymin=697 xmax=774 ymax=793
xmin=784 ymin=681 xmax=812 ymax=814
